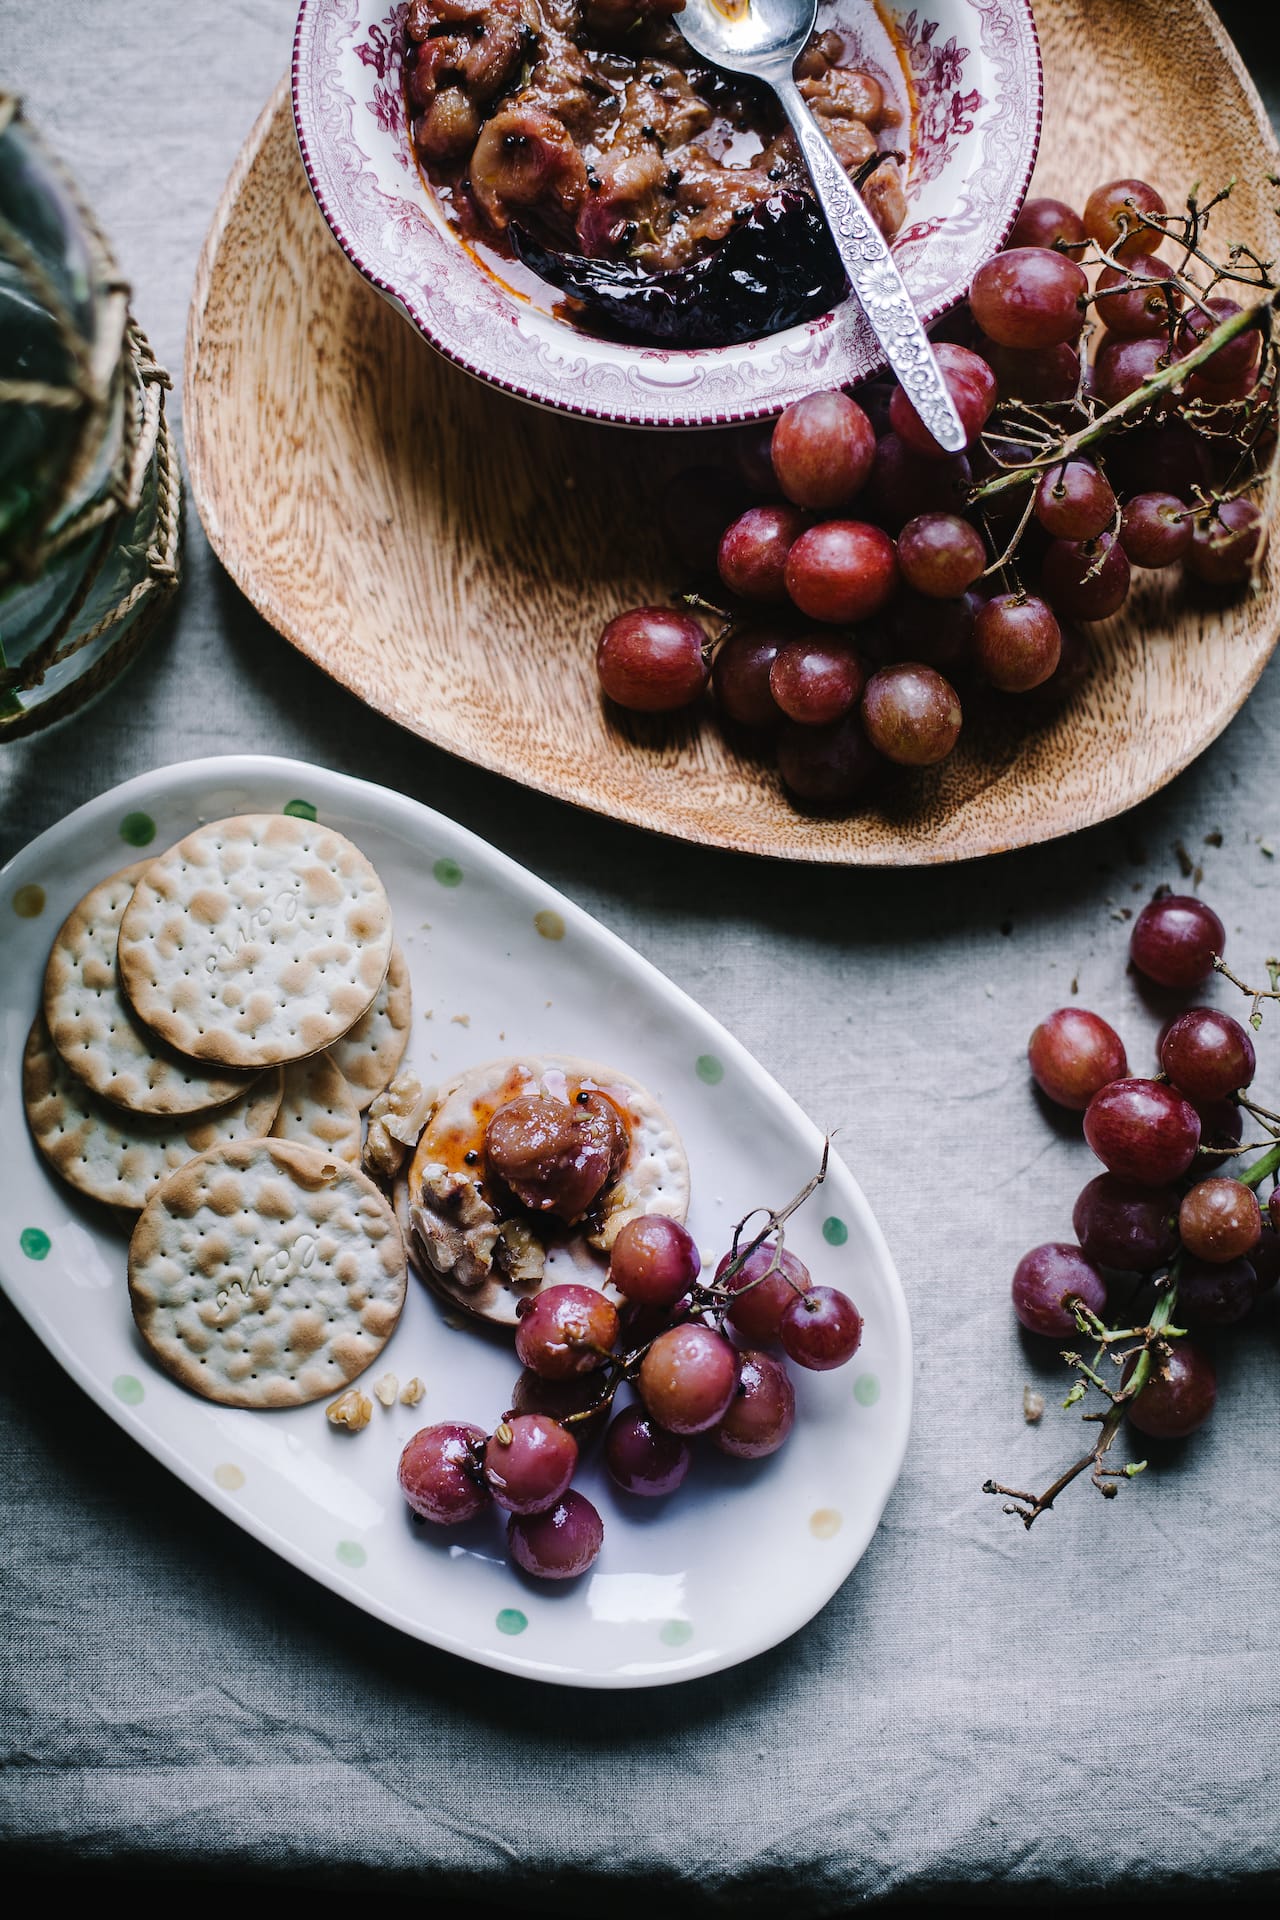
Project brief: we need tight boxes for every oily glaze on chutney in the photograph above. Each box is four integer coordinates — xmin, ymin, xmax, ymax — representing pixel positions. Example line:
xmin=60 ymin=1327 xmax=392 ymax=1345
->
xmin=403 ymin=0 xmax=906 ymax=344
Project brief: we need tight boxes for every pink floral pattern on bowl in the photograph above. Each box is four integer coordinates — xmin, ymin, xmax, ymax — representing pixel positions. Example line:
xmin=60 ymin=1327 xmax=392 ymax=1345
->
xmin=293 ymin=0 xmax=1042 ymax=427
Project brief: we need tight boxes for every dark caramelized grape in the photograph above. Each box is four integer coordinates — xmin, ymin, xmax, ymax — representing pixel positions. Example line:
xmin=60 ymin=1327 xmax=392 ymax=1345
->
xmin=1006 ymin=196 xmax=1087 ymax=256
xmin=973 ymin=592 xmax=1062 ymax=691
xmin=1073 ymin=1174 xmax=1179 ymax=1273
xmin=1178 ymin=1178 xmax=1262 ymax=1263
xmin=718 ymin=504 xmax=808 ymax=601
xmin=1033 ymin=460 xmax=1116 ymax=541
xmin=897 ymin=513 xmax=987 ymax=598
xmin=1187 ymin=500 xmax=1267 ymax=585
xmin=1124 ymin=1340 xmax=1216 ymax=1437
xmin=784 ymin=520 xmax=899 ymax=624
xmin=969 ymin=248 xmax=1088 ymax=349
xmin=711 ymin=626 xmax=783 ymax=729
xmin=1028 ymin=1007 xmax=1128 ymax=1111
xmin=771 ymin=390 xmax=876 ymax=510
xmin=889 ymin=342 xmax=996 ymax=456
xmin=1083 ymin=178 xmax=1167 ymax=262
xmin=1130 ymin=893 xmax=1224 ymax=989
xmin=1011 ymin=1243 xmax=1106 ymax=1337
xmin=1083 ymin=1078 xmax=1200 ymax=1185
xmin=1120 ymin=492 xmax=1192 ymax=568
xmin=1160 ymin=1007 xmax=1256 ymax=1101
xmin=596 ymin=608 xmax=708 ymax=712
xmin=861 ymin=663 xmax=962 ymax=765
xmin=712 ymin=1350 xmax=796 ymax=1458
xmin=777 ymin=712 xmax=884 ymax=806
xmin=507 ymin=1490 xmax=603 ymax=1579
xmin=769 ymin=635 xmax=865 ymax=724
xmin=1041 ymin=531 xmax=1130 ymax=621
xmin=1094 ymin=258 xmax=1182 ymax=337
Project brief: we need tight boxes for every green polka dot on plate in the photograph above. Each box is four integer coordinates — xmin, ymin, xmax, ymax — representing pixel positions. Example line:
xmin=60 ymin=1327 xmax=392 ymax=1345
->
xmin=822 ymin=1216 xmax=849 ymax=1247
xmin=660 ymin=1619 xmax=693 ymax=1648
xmin=113 ymin=1375 xmax=144 ymax=1407
xmin=12 ymin=883 xmax=45 ymax=919
xmin=533 ymin=909 xmax=565 ymax=941
xmin=695 ymin=1053 xmax=724 ymax=1086
xmin=119 ymin=811 xmax=156 ymax=847
xmin=282 ymin=798 xmax=317 ymax=821
xmin=854 ymin=1373 xmax=880 ymax=1408
xmin=336 ymin=1540 xmax=366 ymax=1569
xmin=20 ymin=1227 xmax=51 ymax=1261
xmin=496 ymin=1608 xmax=528 ymax=1636
xmin=433 ymin=857 xmax=463 ymax=888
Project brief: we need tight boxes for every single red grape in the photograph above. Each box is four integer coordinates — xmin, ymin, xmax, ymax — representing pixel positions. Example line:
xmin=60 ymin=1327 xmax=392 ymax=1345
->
xmin=1028 ymin=1007 xmax=1128 ymax=1111
xmin=1083 ymin=178 xmax=1167 ymax=262
xmin=637 ymin=1324 xmax=739 ymax=1434
xmin=597 ymin=608 xmax=708 ymax=713
xmin=507 ymin=1489 xmax=603 ymax=1579
xmin=771 ymin=390 xmax=876 ymax=511
xmin=1178 ymin=1178 xmax=1262 ymax=1263
xmin=610 ymin=1215 xmax=701 ymax=1309
xmin=1190 ymin=1097 xmax=1244 ymax=1174
xmin=1130 ymin=893 xmax=1224 ymax=988
xmin=889 ymin=342 xmax=997 ymax=457
xmin=1083 ymin=1078 xmax=1200 ymax=1185
xmin=1175 ymin=1255 xmax=1258 ymax=1326
xmin=1159 ymin=1007 xmax=1255 ymax=1101
xmin=1073 ymin=1174 xmax=1179 ymax=1272
xmin=717 ymin=1240 xmax=812 ymax=1344
xmin=1006 ymin=196 xmax=1087 ymax=256
xmin=1177 ymin=296 xmax=1263 ymax=398
xmin=769 ymin=635 xmax=866 ymax=725
xmin=969 ymin=248 xmax=1088 ymax=349
xmin=1187 ymin=500 xmax=1266 ymax=586
xmin=866 ymin=433 xmax=972 ymax=531
xmin=483 ymin=1414 xmax=578 ymax=1515
xmin=1011 ymin=1243 xmax=1107 ymax=1337
xmin=514 ymin=1284 xmax=620 ymax=1380
xmin=897 ymin=513 xmax=986 ymax=598
xmin=1092 ymin=333 xmax=1169 ymax=407
xmin=861 ymin=663 xmax=962 ymax=765
xmin=1119 ymin=492 xmax=1191 ymax=568
xmin=1034 ymin=460 xmax=1116 ymax=541
xmin=979 ymin=338 xmax=1080 ymax=403
xmin=887 ymin=588 xmax=981 ymax=676
xmin=1124 ymin=1340 xmax=1216 ymax=1436
xmin=604 ymin=1406 xmax=691 ymax=1496
xmin=1040 ymin=531 xmax=1131 ymax=621
xmin=718 ymin=504 xmax=808 ymax=601
xmin=399 ymin=1422 xmax=488 ymax=1526
xmin=777 ymin=712 xmax=885 ymax=807
xmin=784 ymin=520 xmax=899 ymax=624
xmin=711 ymin=626 xmax=784 ymax=729
xmin=973 ymin=593 xmax=1062 ymax=691
xmin=1093 ymin=258 xmax=1182 ymax=338
xmin=711 ymin=1350 xmax=796 ymax=1458
xmin=779 ymin=1285 xmax=863 ymax=1370
xmin=507 ymin=1368 xmax=608 ymax=1426
xmin=1105 ymin=418 xmax=1209 ymax=502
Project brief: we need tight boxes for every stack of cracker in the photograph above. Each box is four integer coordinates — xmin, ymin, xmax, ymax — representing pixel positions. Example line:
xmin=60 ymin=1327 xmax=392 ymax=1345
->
xmin=24 ymin=812 xmax=416 ymax=1408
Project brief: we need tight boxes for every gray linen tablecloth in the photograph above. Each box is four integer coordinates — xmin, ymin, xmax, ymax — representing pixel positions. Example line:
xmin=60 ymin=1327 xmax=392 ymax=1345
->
xmin=3 ymin=1 xmax=1279 ymax=1903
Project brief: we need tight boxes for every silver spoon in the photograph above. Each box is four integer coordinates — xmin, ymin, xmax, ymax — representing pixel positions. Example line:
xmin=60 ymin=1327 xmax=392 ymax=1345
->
xmin=673 ymin=0 xmax=967 ymax=452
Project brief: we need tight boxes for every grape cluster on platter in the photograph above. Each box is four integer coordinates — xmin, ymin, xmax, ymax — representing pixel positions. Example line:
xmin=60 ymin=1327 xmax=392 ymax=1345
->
xmin=397 ymin=1156 xmax=864 ymax=1579
xmin=988 ymin=891 xmax=1280 ymax=1528
xmin=596 ymin=176 xmax=1276 ymax=813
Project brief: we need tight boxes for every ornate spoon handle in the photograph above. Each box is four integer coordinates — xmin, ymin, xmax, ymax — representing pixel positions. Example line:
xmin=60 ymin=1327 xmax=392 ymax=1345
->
xmin=775 ymin=77 xmax=967 ymax=454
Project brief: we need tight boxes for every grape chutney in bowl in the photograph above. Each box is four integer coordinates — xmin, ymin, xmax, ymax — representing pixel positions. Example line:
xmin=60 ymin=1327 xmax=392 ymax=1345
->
xmin=293 ymin=0 xmax=1042 ymax=425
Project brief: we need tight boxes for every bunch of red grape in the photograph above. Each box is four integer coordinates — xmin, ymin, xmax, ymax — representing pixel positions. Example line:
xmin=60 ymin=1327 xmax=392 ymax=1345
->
xmin=1012 ymin=890 xmax=1279 ymax=1474
xmin=397 ymin=1197 xmax=863 ymax=1579
xmin=596 ymin=176 xmax=1273 ymax=812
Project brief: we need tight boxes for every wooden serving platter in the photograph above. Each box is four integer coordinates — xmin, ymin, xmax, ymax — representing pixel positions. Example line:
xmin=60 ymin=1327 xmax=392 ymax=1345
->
xmin=185 ymin=1 xmax=1280 ymax=865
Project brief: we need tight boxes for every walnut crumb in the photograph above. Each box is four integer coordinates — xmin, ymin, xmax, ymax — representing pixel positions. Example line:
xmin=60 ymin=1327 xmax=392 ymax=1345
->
xmin=1023 ymin=1386 xmax=1045 ymax=1425
xmin=373 ymin=1371 xmax=399 ymax=1408
xmin=400 ymin=1377 xmax=426 ymax=1407
xmin=451 ymin=1013 xmax=471 ymax=1027
xmin=326 ymin=1388 xmax=373 ymax=1432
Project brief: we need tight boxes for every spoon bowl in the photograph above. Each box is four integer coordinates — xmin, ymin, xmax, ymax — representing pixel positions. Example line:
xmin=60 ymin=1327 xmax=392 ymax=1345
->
xmin=676 ymin=0 xmax=820 ymax=71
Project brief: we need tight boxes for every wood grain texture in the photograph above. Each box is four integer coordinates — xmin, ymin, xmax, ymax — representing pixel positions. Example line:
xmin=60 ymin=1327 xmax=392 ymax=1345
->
xmin=184 ymin=2 xmax=1280 ymax=865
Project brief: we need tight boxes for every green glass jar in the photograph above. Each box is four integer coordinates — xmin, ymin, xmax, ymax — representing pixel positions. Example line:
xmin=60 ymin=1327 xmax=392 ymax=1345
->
xmin=0 ymin=93 xmax=180 ymax=738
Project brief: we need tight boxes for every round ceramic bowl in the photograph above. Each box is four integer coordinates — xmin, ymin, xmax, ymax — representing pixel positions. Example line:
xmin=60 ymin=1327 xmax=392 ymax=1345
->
xmin=292 ymin=0 xmax=1042 ymax=427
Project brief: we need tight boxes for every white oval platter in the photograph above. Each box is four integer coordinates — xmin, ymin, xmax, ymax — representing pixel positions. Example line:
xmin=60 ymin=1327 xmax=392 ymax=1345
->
xmin=0 ymin=755 xmax=910 ymax=1688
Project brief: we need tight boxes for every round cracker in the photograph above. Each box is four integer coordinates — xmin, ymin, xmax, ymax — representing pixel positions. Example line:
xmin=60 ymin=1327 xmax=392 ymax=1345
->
xmin=23 ymin=1015 xmax=283 ymax=1216
xmin=405 ymin=1054 xmax=689 ymax=1328
xmin=128 ymin=1138 xmax=406 ymax=1409
xmin=327 ymin=941 xmax=411 ymax=1110
xmin=116 ymin=812 xmax=393 ymax=1070
xmin=43 ymin=862 xmax=257 ymax=1117
xmin=271 ymin=1049 xmax=362 ymax=1165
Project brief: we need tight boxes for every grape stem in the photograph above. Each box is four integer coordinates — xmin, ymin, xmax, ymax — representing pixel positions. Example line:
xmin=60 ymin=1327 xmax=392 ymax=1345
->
xmin=968 ymin=295 xmax=1279 ymax=508
xmin=1212 ymin=952 xmax=1280 ymax=1030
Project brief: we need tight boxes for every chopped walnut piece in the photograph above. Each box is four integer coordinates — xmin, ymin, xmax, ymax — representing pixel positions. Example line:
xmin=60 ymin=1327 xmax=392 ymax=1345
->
xmin=400 ymin=1377 xmax=426 ymax=1407
xmin=364 ymin=1070 xmax=434 ymax=1182
xmin=326 ymin=1387 xmax=373 ymax=1432
xmin=495 ymin=1216 xmax=545 ymax=1285
xmin=373 ymin=1371 xmax=399 ymax=1408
